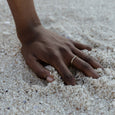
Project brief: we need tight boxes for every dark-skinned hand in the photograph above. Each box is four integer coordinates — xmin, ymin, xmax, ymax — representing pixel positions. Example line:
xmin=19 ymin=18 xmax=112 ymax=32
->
xmin=19 ymin=25 xmax=102 ymax=85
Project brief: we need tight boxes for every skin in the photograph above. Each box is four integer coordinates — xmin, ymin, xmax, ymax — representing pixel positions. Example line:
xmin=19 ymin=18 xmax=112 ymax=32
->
xmin=7 ymin=0 xmax=102 ymax=85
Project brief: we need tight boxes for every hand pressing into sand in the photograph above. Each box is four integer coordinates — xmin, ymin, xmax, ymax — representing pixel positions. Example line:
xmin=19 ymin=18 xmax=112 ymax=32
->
xmin=20 ymin=25 xmax=102 ymax=85
xmin=7 ymin=0 xmax=102 ymax=85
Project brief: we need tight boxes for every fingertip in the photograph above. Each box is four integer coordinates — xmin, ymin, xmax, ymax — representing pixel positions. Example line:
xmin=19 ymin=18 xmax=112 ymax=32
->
xmin=64 ymin=82 xmax=76 ymax=86
xmin=99 ymin=65 xmax=104 ymax=70
xmin=93 ymin=73 xmax=100 ymax=79
xmin=64 ymin=77 xmax=76 ymax=86
xmin=71 ymin=78 xmax=76 ymax=86
xmin=87 ymin=46 xmax=92 ymax=51
xmin=88 ymin=69 xmax=100 ymax=79
xmin=71 ymin=81 xmax=76 ymax=86
xmin=46 ymin=75 xmax=54 ymax=82
xmin=94 ymin=62 xmax=103 ymax=69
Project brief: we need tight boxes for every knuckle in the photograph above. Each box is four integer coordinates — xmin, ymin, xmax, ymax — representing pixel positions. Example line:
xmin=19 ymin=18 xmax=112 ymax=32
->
xmin=59 ymin=46 xmax=68 ymax=54
xmin=65 ymin=42 xmax=74 ymax=49
xmin=51 ymin=52 xmax=59 ymax=59
xmin=58 ymin=46 xmax=72 ymax=64
xmin=48 ymin=50 xmax=56 ymax=57
xmin=48 ymin=51 xmax=60 ymax=63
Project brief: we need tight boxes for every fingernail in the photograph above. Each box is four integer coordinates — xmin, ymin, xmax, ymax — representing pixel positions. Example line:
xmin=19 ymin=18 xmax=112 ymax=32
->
xmin=88 ymin=47 xmax=92 ymax=51
xmin=46 ymin=76 xmax=54 ymax=82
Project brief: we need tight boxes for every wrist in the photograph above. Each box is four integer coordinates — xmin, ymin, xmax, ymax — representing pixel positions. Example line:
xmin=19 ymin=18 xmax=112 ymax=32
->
xmin=7 ymin=0 xmax=42 ymax=44
xmin=17 ymin=24 xmax=42 ymax=44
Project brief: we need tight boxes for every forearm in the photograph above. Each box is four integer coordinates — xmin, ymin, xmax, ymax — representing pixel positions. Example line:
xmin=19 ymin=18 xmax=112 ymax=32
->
xmin=7 ymin=0 xmax=41 ymax=41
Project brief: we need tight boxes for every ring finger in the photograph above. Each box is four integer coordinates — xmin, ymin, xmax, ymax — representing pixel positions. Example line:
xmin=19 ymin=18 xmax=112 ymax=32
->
xmin=69 ymin=54 xmax=100 ymax=79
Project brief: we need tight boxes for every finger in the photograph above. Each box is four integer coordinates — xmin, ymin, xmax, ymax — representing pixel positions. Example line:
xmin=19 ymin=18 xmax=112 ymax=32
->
xmin=72 ymin=48 xmax=103 ymax=69
xmin=53 ymin=59 xmax=76 ymax=85
xmin=72 ymin=40 xmax=92 ymax=51
xmin=26 ymin=55 xmax=54 ymax=82
xmin=70 ymin=54 xmax=100 ymax=79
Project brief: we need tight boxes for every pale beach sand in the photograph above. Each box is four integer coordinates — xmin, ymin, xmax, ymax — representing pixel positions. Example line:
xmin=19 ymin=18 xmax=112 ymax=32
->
xmin=0 ymin=0 xmax=115 ymax=115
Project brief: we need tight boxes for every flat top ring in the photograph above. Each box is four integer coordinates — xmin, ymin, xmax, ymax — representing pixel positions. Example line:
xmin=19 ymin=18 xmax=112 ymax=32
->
xmin=71 ymin=55 xmax=77 ymax=64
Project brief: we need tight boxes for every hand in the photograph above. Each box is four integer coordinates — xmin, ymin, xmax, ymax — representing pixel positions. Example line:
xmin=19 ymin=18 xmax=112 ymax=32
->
xmin=19 ymin=25 xmax=102 ymax=85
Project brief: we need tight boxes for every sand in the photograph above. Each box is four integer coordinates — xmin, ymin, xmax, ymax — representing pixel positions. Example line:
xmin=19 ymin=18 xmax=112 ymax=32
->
xmin=0 ymin=0 xmax=115 ymax=115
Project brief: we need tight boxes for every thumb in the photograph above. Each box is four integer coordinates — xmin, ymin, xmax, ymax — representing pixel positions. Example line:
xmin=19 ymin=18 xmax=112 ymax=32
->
xmin=26 ymin=55 xmax=54 ymax=82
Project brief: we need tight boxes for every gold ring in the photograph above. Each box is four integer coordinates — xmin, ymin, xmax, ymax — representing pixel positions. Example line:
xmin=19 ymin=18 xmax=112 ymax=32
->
xmin=71 ymin=55 xmax=77 ymax=64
